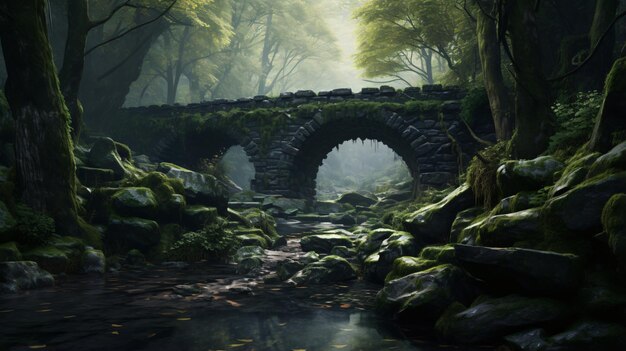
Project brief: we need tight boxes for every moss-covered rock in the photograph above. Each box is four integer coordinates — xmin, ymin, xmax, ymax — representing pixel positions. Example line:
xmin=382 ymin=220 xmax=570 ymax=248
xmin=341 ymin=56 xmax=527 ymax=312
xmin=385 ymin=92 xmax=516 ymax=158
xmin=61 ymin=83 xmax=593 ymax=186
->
xmin=242 ymin=208 xmax=279 ymax=238
xmin=0 ymin=261 xmax=54 ymax=293
xmin=471 ymin=208 xmax=544 ymax=247
xmin=550 ymin=152 xmax=600 ymax=197
xmin=454 ymin=245 xmax=582 ymax=295
xmin=377 ymin=264 xmax=480 ymax=321
xmin=314 ymin=201 xmax=353 ymax=215
xmin=111 ymin=187 xmax=159 ymax=219
xmin=125 ymin=249 xmax=146 ymax=266
xmin=547 ymin=320 xmax=626 ymax=350
xmin=276 ymin=259 xmax=306 ymax=281
xmin=182 ymin=205 xmax=218 ymax=230
xmin=385 ymin=256 xmax=439 ymax=282
xmin=76 ymin=167 xmax=116 ymax=187
xmin=234 ymin=246 xmax=265 ymax=274
xmin=497 ymin=156 xmax=564 ymax=197
xmin=82 ymin=247 xmax=105 ymax=273
xmin=157 ymin=163 xmax=228 ymax=213
xmin=450 ymin=207 xmax=485 ymax=243
xmin=106 ymin=217 xmax=160 ymax=253
xmin=588 ymin=141 xmax=626 ymax=178
xmin=0 ymin=241 xmax=21 ymax=261
xmin=436 ymin=295 xmax=569 ymax=344
xmin=403 ymin=184 xmax=475 ymax=243
xmin=300 ymin=233 xmax=353 ymax=254
xmin=236 ymin=230 xmax=269 ymax=249
xmin=87 ymin=138 xmax=126 ymax=178
xmin=287 ymin=255 xmax=357 ymax=286
xmin=420 ymin=245 xmax=456 ymax=263
xmin=23 ymin=246 xmax=71 ymax=274
xmin=336 ymin=192 xmax=378 ymax=207
xmin=364 ymin=231 xmax=421 ymax=283
xmin=330 ymin=245 xmax=356 ymax=258
xmin=357 ymin=228 xmax=396 ymax=260
xmin=602 ymin=194 xmax=626 ymax=265
xmin=544 ymin=171 xmax=626 ymax=234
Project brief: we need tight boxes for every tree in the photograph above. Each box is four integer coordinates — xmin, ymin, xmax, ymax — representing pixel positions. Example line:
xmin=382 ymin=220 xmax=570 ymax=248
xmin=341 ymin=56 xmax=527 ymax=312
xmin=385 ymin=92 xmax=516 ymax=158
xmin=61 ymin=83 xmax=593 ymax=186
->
xmin=0 ymin=0 xmax=79 ymax=233
xmin=589 ymin=56 xmax=626 ymax=152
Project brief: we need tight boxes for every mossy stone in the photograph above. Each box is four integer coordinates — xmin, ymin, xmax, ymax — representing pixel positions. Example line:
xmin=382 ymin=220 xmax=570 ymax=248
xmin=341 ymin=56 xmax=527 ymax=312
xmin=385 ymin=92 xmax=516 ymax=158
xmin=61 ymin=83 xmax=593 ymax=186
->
xmin=111 ymin=187 xmax=159 ymax=219
xmin=300 ymin=233 xmax=353 ymax=254
xmin=602 ymin=194 xmax=626 ymax=265
xmin=183 ymin=205 xmax=218 ymax=230
xmin=0 ymin=241 xmax=21 ymax=261
xmin=23 ymin=246 xmax=70 ymax=274
xmin=287 ymin=255 xmax=357 ymax=286
xmin=106 ymin=217 xmax=160 ymax=253
xmin=236 ymin=232 xmax=269 ymax=249
xmin=385 ymin=256 xmax=438 ymax=282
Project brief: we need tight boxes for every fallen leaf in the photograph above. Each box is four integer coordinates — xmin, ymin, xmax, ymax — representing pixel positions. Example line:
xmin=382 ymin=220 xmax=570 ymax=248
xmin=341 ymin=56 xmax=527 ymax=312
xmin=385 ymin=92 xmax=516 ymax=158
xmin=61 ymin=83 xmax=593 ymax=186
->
xmin=147 ymin=333 xmax=157 ymax=338
xmin=111 ymin=324 xmax=123 ymax=328
xmin=28 ymin=345 xmax=46 ymax=349
xmin=270 ymin=288 xmax=281 ymax=291
xmin=332 ymin=345 xmax=348 ymax=349
xmin=278 ymin=323 xmax=287 ymax=326
xmin=292 ymin=349 xmax=306 ymax=351
xmin=339 ymin=304 xmax=351 ymax=309
xmin=177 ymin=317 xmax=191 ymax=321
xmin=225 ymin=300 xmax=242 ymax=307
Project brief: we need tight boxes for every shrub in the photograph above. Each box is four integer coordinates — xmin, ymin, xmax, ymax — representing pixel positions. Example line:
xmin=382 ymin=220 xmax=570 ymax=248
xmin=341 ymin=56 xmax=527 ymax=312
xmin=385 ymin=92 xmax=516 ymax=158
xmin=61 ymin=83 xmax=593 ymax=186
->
xmin=14 ymin=204 xmax=56 ymax=246
xmin=549 ymin=91 xmax=602 ymax=156
xmin=165 ymin=221 xmax=239 ymax=262
xmin=460 ymin=88 xmax=490 ymax=125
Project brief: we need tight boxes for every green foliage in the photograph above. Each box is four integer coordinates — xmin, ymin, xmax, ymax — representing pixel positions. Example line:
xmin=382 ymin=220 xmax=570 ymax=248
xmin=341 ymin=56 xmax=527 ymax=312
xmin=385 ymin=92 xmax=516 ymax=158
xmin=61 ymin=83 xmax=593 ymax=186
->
xmin=549 ymin=91 xmax=602 ymax=156
xmin=165 ymin=220 xmax=240 ymax=262
xmin=460 ymin=88 xmax=490 ymax=125
xmin=466 ymin=142 xmax=510 ymax=208
xmin=13 ymin=204 xmax=56 ymax=247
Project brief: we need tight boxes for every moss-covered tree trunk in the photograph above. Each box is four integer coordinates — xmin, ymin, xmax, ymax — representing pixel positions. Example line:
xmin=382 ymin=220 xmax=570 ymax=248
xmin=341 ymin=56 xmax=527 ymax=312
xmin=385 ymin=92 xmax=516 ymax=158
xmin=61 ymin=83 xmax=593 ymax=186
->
xmin=507 ymin=0 xmax=555 ymax=159
xmin=0 ymin=0 xmax=79 ymax=232
xmin=588 ymin=0 xmax=618 ymax=89
xmin=589 ymin=57 xmax=626 ymax=152
xmin=59 ymin=0 xmax=90 ymax=142
xmin=476 ymin=4 xmax=513 ymax=140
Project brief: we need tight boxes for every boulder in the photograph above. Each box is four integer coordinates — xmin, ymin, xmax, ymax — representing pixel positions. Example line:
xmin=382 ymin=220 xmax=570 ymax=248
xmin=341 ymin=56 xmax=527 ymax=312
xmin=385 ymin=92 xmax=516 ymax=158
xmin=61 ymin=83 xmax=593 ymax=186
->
xmin=0 ymin=241 xmax=21 ymax=262
xmin=300 ymin=233 xmax=353 ymax=254
xmin=550 ymin=153 xmax=599 ymax=197
xmin=385 ymin=256 xmax=439 ymax=282
xmin=364 ymin=231 xmax=422 ymax=283
xmin=261 ymin=197 xmax=306 ymax=214
xmin=336 ymin=192 xmax=378 ymax=207
xmin=471 ymin=208 xmax=544 ymax=247
xmin=492 ymin=191 xmax=547 ymax=216
xmin=330 ymin=245 xmax=356 ymax=258
xmin=504 ymin=329 xmax=549 ymax=351
xmin=76 ymin=167 xmax=117 ymax=187
xmin=329 ymin=212 xmax=357 ymax=225
xmin=82 ymin=247 xmax=105 ymax=274
xmin=0 ymin=261 xmax=54 ymax=293
xmin=111 ymin=187 xmax=159 ymax=219
xmin=454 ymin=245 xmax=582 ymax=295
xmin=602 ymin=194 xmax=626 ymax=265
xmin=588 ymin=141 xmax=626 ymax=177
xmin=23 ymin=237 xmax=85 ymax=274
xmin=276 ymin=259 xmax=305 ymax=280
xmin=404 ymin=184 xmax=475 ymax=243
xmin=546 ymin=320 xmax=626 ymax=350
xmin=287 ymin=255 xmax=357 ymax=286
xmin=450 ymin=207 xmax=484 ymax=243
xmin=544 ymin=171 xmax=626 ymax=234
xmin=87 ymin=137 xmax=126 ymax=178
xmin=234 ymin=246 xmax=265 ymax=274
xmin=377 ymin=264 xmax=480 ymax=321
xmin=436 ymin=295 xmax=569 ymax=344
xmin=125 ymin=249 xmax=146 ymax=266
xmin=182 ymin=206 xmax=218 ymax=230
xmin=158 ymin=163 xmax=228 ymax=213
xmin=235 ymin=230 xmax=270 ymax=249
xmin=314 ymin=201 xmax=352 ymax=215
xmin=357 ymin=228 xmax=396 ymax=259
xmin=242 ymin=208 xmax=279 ymax=238
xmin=497 ymin=156 xmax=564 ymax=196
xmin=106 ymin=217 xmax=160 ymax=252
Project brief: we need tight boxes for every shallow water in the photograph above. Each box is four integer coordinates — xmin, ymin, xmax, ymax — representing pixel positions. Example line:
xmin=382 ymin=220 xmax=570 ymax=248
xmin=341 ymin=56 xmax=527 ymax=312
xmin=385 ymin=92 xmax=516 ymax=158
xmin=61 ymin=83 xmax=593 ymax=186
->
xmin=0 ymin=220 xmax=482 ymax=351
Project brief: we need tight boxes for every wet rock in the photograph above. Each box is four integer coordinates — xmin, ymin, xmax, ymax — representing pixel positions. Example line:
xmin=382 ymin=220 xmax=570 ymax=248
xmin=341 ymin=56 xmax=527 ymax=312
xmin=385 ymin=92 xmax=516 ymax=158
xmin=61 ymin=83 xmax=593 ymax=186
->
xmin=602 ymin=194 xmax=626 ymax=265
xmin=436 ymin=295 xmax=569 ymax=344
xmin=385 ymin=256 xmax=438 ymax=282
xmin=550 ymin=153 xmax=599 ymax=197
xmin=0 ymin=241 xmax=21 ymax=262
xmin=182 ymin=205 xmax=218 ymax=230
xmin=377 ymin=264 xmax=479 ymax=321
xmin=300 ymin=251 xmax=320 ymax=264
xmin=261 ymin=197 xmax=306 ymax=215
xmin=364 ymin=232 xmax=422 ymax=283
xmin=588 ymin=141 xmax=626 ymax=177
xmin=111 ymin=187 xmax=159 ymax=219
xmin=234 ymin=246 xmax=265 ymax=274
xmin=450 ymin=207 xmax=484 ymax=243
xmin=471 ymin=208 xmax=544 ymax=247
xmin=504 ymin=328 xmax=549 ymax=351
xmin=330 ymin=245 xmax=356 ymax=258
xmin=454 ymin=245 xmax=582 ymax=295
xmin=242 ymin=208 xmax=279 ymax=238
xmin=172 ymin=284 xmax=203 ymax=296
xmin=546 ymin=320 xmax=626 ymax=350
xmin=287 ymin=255 xmax=357 ymax=286
xmin=276 ymin=259 xmax=305 ymax=280
xmin=235 ymin=230 xmax=270 ymax=249
xmin=497 ymin=156 xmax=564 ymax=196
xmin=76 ymin=167 xmax=116 ymax=187
xmin=23 ymin=246 xmax=72 ymax=274
xmin=158 ymin=163 xmax=228 ymax=213
xmin=329 ymin=213 xmax=357 ymax=225
xmin=87 ymin=137 xmax=126 ymax=178
xmin=300 ymin=233 xmax=353 ymax=254
xmin=492 ymin=191 xmax=547 ymax=216
xmin=82 ymin=247 xmax=105 ymax=274
xmin=336 ymin=192 xmax=378 ymax=207
xmin=404 ymin=184 xmax=475 ymax=243
xmin=357 ymin=228 xmax=396 ymax=259
xmin=125 ymin=249 xmax=146 ymax=266
xmin=314 ymin=201 xmax=352 ymax=215
xmin=106 ymin=217 xmax=160 ymax=252
xmin=0 ymin=261 xmax=54 ymax=293
xmin=543 ymin=171 xmax=626 ymax=234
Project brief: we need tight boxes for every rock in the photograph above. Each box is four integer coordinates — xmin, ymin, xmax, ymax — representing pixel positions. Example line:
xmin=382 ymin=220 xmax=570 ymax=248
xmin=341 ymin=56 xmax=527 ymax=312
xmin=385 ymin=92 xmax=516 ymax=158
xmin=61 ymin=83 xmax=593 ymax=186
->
xmin=436 ymin=295 xmax=569 ymax=344
xmin=420 ymin=245 xmax=456 ymax=263
xmin=242 ymin=208 xmax=279 ymax=238
xmin=385 ymin=256 xmax=438 ymax=282
xmin=577 ymin=285 xmax=626 ymax=316
xmin=377 ymin=264 xmax=479 ymax=321
xmin=602 ymin=194 xmax=626 ymax=265
xmin=468 ymin=208 xmax=544 ymax=247
xmin=158 ymin=163 xmax=228 ymax=213
xmin=300 ymin=233 xmax=353 ymax=254
xmin=82 ymin=247 xmax=105 ymax=273
xmin=404 ymin=184 xmax=475 ymax=243
xmin=492 ymin=191 xmax=547 ymax=216
xmin=125 ymin=249 xmax=146 ymax=266
xmin=287 ymin=255 xmax=357 ymax=286
xmin=300 ymin=251 xmax=320 ymax=264
xmin=504 ymin=329 xmax=549 ymax=351
xmin=236 ymin=231 xmax=269 ymax=249
xmin=0 ymin=261 xmax=54 ymax=293
xmin=237 ymin=256 xmax=263 ymax=274
xmin=357 ymin=228 xmax=396 ymax=259
xmin=172 ymin=284 xmax=203 ymax=296
xmin=330 ymin=245 xmax=356 ymax=258
xmin=314 ymin=201 xmax=352 ymax=215
xmin=111 ymin=187 xmax=159 ymax=219
xmin=182 ymin=206 xmax=218 ymax=230
xmin=450 ymin=207 xmax=484 ymax=243
xmin=276 ymin=259 xmax=305 ymax=280
xmin=544 ymin=171 xmax=626 ymax=234
xmin=87 ymin=137 xmax=126 ymax=178
xmin=497 ymin=156 xmax=564 ymax=196
xmin=364 ymin=231 xmax=421 ymax=283
xmin=0 ymin=200 xmax=16 ymax=235
xmin=454 ymin=245 xmax=582 ymax=295
xmin=551 ymin=153 xmax=599 ymax=197
xmin=0 ymin=241 xmax=21 ymax=262
xmin=546 ymin=320 xmax=626 ymax=350
xmin=76 ymin=167 xmax=116 ymax=187
xmin=588 ymin=141 xmax=626 ymax=177
xmin=23 ymin=246 xmax=72 ymax=274
xmin=262 ymin=197 xmax=306 ymax=214
xmin=106 ymin=217 xmax=160 ymax=252
xmin=233 ymin=245 xmax=264 ymax=264
xmin=336 ymin=192 xmax=377 ymax=207
xmin=329 ymin=212 xmax=356 ymax=225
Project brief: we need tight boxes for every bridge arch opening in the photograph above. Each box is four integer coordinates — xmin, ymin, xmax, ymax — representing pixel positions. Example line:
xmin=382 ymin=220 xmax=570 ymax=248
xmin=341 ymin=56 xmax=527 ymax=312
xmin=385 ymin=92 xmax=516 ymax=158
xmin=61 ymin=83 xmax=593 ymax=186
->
xmin=287 ymin=116 xmax=422 ymax=199
xmin=315 ymin=140 xmax=412 ymax=201
xmin=218 ymin=145 xmax=255 ymax=191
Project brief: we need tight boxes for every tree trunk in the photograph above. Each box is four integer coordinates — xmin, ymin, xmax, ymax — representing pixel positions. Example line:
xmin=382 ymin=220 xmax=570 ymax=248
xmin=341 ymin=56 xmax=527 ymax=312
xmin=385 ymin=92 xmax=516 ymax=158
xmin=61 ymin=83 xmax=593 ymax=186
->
xmin=476 ymin=3 xmax=513 ymax=140
xmin=507 ymin=0 xmax=555 ymax=158
xmin=588 ymin=0 xmax=618 ymax=90
xmin=421 ymin=48 xmax=434 ymax=84
xmin=59 ymin=0 xmax=90 ymax=142
xmin=257 ymin=11 xmax=274 ymax=95
xmin=0 ymin=0 xmax=79 ymax=232
xmin=589 ymin=56 xmax=626 ymax=152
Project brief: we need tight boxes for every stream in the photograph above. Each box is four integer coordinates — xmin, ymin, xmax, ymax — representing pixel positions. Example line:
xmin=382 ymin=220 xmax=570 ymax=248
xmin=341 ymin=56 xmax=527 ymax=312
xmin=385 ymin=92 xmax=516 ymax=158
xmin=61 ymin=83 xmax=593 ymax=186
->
xmin=0 ymin=220 xmax=482 ymax=351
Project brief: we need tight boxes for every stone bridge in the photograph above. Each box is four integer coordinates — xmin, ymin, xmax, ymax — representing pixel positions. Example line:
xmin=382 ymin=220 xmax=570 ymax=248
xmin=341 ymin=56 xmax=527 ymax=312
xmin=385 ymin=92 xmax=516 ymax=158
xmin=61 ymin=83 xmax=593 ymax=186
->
xmin=106 ymin=85 xmax=494 ymax=199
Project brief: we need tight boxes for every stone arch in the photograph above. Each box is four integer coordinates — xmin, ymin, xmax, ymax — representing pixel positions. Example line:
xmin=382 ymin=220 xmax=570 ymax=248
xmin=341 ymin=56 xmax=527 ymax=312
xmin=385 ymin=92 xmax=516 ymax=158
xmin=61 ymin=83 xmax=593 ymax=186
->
xmin=282 ymin=111 xmax=434 ymax=199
